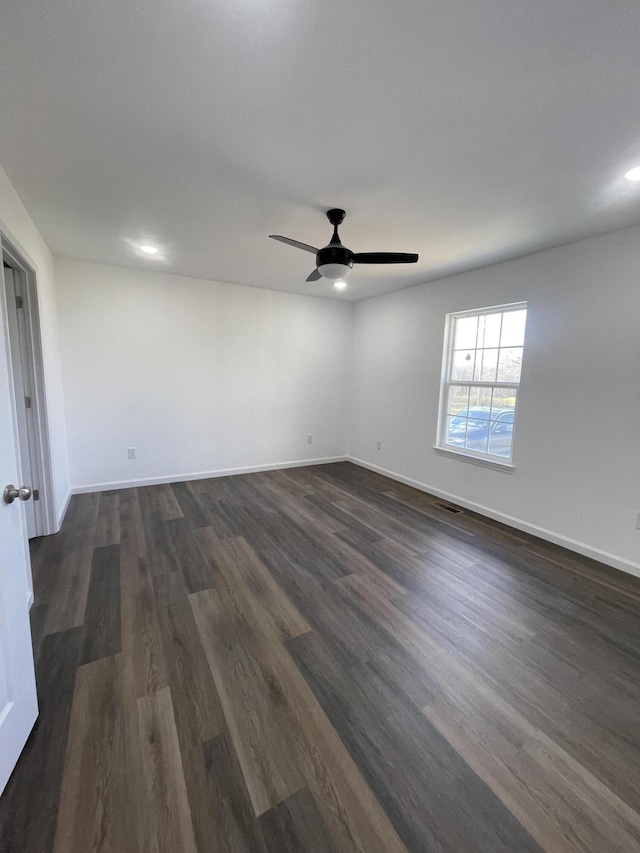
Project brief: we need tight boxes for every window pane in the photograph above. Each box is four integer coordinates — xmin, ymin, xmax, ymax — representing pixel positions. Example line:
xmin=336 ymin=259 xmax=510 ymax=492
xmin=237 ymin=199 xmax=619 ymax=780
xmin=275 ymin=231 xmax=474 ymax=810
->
xmin=454 ymin=316 xmax=478 ymax=349
xmin=452 ymin=349 xmax=475 ymax=381
xmin=497 ymin=347 xmax=523 ymax=382
xmin=500 ymin=309 xmax=527 ymax=347
xmin=467 ymin=386 xmax=492 ymax=415
xmin=447 ymin=386 xmax=469 ymax=414
xmin=445 ymin=415 xmax=467 ymax=448
xmin=473 ymin=348 xmax=498 ymax=381
xmin=477 ymin=313 xmax=502 ymax=348
xmin=490 ymin=388 xmax=517 ymax=419
xmin=465 ymin=420 xmax=489 ymax=453
xmin=488 ymin=420 xmax=513 ymax=457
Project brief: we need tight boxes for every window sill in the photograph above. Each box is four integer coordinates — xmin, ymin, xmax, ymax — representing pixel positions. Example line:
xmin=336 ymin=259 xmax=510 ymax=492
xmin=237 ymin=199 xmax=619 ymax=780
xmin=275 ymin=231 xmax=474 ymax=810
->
xmin=433 ymin=445 xmax=514 ymax=473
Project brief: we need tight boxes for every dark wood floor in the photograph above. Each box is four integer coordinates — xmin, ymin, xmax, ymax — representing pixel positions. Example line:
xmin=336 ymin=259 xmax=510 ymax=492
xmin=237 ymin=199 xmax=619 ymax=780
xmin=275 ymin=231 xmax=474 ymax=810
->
xmin=2 ymin=462 xmax=640 ymax=852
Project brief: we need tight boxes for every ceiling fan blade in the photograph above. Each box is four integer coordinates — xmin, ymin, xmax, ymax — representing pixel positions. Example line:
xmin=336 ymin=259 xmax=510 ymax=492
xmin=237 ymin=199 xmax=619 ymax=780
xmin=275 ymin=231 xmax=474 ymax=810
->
xmin=270 ymin=235 xmax=319 ymax=255
xmin=306 ymin=269 xmax=322 ymax=282
xmin=353 ymin=252 xmax=419 ymax=264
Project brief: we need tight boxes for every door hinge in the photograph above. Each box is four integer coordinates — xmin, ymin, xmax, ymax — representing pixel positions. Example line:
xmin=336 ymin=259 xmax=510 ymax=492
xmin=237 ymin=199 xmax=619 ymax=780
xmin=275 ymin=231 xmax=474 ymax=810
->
xmin=25 ymin=396 xmax=32 ymax=409
xmin=33 ymin=489 xmax=40 ymax=501
xmin=15 ymin=295 xmax=23 ymax=309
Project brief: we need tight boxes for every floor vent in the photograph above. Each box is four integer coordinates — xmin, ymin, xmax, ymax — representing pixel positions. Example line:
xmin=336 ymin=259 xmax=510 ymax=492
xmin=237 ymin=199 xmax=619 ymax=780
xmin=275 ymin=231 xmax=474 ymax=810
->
xmin=432 ymin=501 xmax=464 ymax=514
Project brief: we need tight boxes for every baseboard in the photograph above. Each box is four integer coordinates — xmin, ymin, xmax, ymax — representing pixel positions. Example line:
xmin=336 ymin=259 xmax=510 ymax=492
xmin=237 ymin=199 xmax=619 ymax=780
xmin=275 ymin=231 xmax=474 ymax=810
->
xmin=71 ymin=456 xmax=349 ymax=495
xmin=348 ymin=456 xmax=640 ymax=579
xmin=55 ymin=487 xmax=72 ymax=531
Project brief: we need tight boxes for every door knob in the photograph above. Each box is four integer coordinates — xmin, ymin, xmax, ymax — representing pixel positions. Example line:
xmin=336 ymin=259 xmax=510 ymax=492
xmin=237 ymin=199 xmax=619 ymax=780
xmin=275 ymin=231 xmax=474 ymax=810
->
xmin=3 ymin=484 xmax=32 ymax=504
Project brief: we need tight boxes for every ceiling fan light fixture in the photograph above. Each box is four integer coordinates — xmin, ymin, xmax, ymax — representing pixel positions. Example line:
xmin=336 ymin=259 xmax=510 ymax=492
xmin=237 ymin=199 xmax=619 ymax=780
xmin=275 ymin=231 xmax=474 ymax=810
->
xmin=318 ymin=262 xmax=352 ymax=280
xmin=269 ymin=208 xmax=419 ymax=286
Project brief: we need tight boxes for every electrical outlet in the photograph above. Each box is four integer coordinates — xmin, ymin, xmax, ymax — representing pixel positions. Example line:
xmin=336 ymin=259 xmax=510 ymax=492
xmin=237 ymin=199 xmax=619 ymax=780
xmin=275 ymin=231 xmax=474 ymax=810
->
xmin=377 ymin=440 xmax=382 ymax=450
xmin=307 ymin=434 xmax=313 ymax=444
xmin=636 ymin=512 xmax=640 ymax=530
xmin=128 ymin=447 xmax=136 ymax=460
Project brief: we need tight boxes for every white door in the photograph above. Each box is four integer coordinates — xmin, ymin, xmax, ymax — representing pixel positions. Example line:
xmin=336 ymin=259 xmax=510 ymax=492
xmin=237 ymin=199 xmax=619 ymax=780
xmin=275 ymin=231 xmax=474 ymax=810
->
xmin=0 ymin=264 xmax=38 ymax=795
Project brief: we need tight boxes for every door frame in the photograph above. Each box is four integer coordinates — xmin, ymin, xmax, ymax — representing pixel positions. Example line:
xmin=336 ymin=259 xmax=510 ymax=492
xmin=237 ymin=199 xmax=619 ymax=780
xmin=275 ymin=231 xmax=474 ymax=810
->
xmin=1 ymin=235 xmax=56 ymax=539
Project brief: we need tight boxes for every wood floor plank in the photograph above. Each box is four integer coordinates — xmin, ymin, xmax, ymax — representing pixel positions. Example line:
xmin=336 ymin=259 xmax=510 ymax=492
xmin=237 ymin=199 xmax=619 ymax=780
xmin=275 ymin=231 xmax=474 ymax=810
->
xmin=393 ymin=562 xmax=537 ymax=646
xmin=337 ymin=524 xmax=460 ymax=595
xmin=122 ymin=550 xmax=169 ymax=702
xmin=246 ymin=621 xmax=410 ymax=853
xmin=191 ymin=545 xmax=409 ymax=852
xmin=189 ymin=586 xmax=305 ymax=816
xmin=136 ymin=687 xmax=198 ymax=853
xmin=80 ymin=543 xmax=122 ymax=665
xmin=250 ymin=549 xmax=379 ymax=668
xmin=95 ymin=492 xmax=121 ymax=547
xmin=303 ymin=491 xmax=386 ymax=545
xmin=259 ymin=558 xmax=435 ymax=708
xmin=139 ymin=488 xmax=217 ymax=594
xmin=238 ymin=500 xmax=350 ymax=575
xmin=258 ymin=467 xmax=314 ymax=498
xmin=195 ymin=530 xmax=311 ymax=643
xmin=152 ymin=566 xmax=225 ymax=748
xmin=119 ymin=488 xmax=169 ymax=702
xmin=313 ymin=465 xmax=481 ymax=560
xmin=28 ymin=600 xmax=48 ymax=663
xmin=194 ymin=493 xmax=246 ymax=540
xmin=170 ymin=480 xmax=212 ymax=529
xmin=138 ymin=482 xmax=184 ymax=520
xmin=175 ymin=741 xmax=233 ymax=853
xmin=263 ymin=488 xmax=408 ymax=599
xmin=53 ymin=655 xmax=124 ymax=853
xmin=256 ymin=474 xmax=346 ymax=534
xmin=201 ymin=734 xmax=269 ymax=853
xmin=45 ymin=492 xmax=100 ymax=633
xmin=259 ymin=787 xmax=340 ymax=853
xmin=164 ymin=517 xmax=218 ymax=594
xmin=30 ymin=527 xmax=65 ymax=605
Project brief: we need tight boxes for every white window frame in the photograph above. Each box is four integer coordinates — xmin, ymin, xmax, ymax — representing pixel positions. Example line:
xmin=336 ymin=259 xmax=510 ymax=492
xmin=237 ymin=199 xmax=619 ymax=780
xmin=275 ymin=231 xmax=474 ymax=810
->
xmin=434 ymin=301 xmax=527 ymax=471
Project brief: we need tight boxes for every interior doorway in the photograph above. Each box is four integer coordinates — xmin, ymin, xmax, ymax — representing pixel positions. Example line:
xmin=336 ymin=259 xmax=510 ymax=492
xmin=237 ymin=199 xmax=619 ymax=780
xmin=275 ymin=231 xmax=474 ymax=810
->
xmin=1 ymin=238 xmax=56 ymax=539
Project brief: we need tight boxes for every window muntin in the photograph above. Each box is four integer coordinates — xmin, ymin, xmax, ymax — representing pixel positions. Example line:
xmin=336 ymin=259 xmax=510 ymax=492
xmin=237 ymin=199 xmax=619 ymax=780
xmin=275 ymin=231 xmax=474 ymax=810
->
xmin=438 ymin=304 xmax=527 ymax=464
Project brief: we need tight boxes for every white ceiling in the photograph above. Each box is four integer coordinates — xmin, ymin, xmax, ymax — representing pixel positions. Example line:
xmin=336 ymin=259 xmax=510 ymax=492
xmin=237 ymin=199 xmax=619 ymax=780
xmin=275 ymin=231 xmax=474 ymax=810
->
xmin=1 ymin=0 xmax=640 ymax=302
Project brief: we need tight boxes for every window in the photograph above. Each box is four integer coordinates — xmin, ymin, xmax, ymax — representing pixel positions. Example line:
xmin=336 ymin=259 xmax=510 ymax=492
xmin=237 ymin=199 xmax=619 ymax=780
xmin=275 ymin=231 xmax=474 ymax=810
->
xmin=436 ymin=303 xmax=527 ymax=466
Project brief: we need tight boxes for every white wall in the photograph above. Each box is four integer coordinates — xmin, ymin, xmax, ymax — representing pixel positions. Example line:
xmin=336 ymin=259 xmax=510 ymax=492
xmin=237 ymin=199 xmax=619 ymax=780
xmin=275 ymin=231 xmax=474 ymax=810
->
xmin=55 ymin=258 xmax=352 ymax=489
xmin=349 ymin=225 xmax=640 ymax=574
xmin=0 ymin=165 xmax=70 ymax=526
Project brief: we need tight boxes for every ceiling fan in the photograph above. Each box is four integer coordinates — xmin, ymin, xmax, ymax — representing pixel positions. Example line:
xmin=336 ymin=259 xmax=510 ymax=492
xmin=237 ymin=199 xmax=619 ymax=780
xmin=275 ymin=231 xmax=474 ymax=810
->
xmin=270 ymin=209 xmax=419 ymax=283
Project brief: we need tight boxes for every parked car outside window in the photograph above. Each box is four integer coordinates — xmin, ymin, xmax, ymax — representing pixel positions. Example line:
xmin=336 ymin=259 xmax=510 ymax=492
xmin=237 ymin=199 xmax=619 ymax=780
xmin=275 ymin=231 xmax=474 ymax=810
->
xmin=446 ymin=406 xmax=514 ymax=457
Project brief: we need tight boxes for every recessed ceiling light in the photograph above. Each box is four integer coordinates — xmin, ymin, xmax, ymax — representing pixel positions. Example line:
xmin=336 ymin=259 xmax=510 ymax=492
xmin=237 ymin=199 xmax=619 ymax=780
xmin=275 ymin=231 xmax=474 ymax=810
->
xmin=624 ymin=166 xmax=640 ymax=182
xmin=334 ymin=280 xmax=347 ymax=290
xmin=139 ymin=244 xmax=159 ymax=254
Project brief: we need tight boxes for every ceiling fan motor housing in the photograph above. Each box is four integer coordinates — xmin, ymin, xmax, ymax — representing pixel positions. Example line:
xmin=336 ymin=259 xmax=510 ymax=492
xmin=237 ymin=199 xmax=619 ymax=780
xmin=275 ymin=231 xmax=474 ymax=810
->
xmin=316 ymin=244 xmax=354 ymax=280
